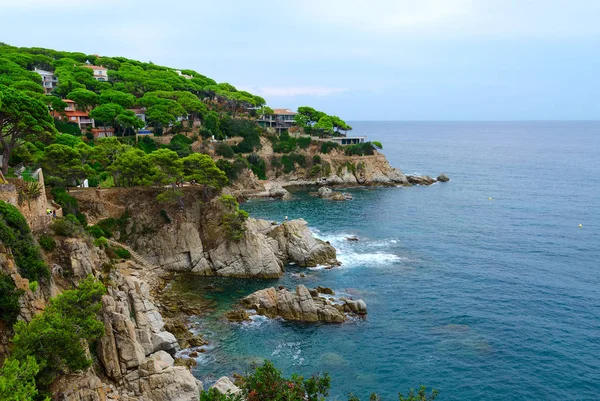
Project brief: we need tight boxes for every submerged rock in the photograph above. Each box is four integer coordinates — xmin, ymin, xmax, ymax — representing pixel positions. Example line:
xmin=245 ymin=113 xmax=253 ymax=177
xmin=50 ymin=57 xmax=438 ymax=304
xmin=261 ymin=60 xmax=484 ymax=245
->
xmin=236 ymin=285 xmax=367 ymax=323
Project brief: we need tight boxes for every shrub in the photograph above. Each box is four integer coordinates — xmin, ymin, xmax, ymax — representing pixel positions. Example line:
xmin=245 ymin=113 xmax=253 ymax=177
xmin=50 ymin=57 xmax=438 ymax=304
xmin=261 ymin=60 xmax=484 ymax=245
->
xmin=246 ymin=154 xmax=267 ymax=180
xmin=29 ymin=281 xmax=38 ymax=292
xmin=93 ymin=236 xmax=108 ymax=248
xmin=0 ymin=273 xmax=24 ymax=326
xmin=11 ymin=276 xmax=106 ymax=387
xmin=50 ymin=216 xmax=83 ymax=237
xmin=160 ymin=209 xmax=172 ymax=223
xmin=312 ymin=155 xmax=322 ymax=164
xmin=297 ymin=136 xmax=311 ymax=149
xmin=320 ymin=141 xmax=339 ymax=154
xmin=219 ymin=195 xmax=249 ymax=241
xmin=0 ymin=201 xmax=49 ymax=282
xmin=215 ymin=143 xmax=235 ymax=158
xmin=344 ymin=142 xmax=377 ymax=156
xmin=113 ymin=246 xmax=131 ymax=259
xmin=50 ymin=188 xmax=87 ymax=226
xmin=243 ymin=360 xmax=330 ymax=401
xmin=310 ymin=165 xmax=322 ymax=177
xmin=87 ymin=225 xmax=106 ymax=239
xmin=38 ymin=233 xmax=56 ymax=251
xmin=216 ymin=157 xmax=249 ymax=182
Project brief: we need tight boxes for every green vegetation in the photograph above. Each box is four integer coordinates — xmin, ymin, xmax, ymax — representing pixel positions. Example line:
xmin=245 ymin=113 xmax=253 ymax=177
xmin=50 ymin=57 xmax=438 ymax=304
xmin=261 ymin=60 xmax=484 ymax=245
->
xmin=0 ymin=201 xmax=48 ymax=282
xmin=199 ymin=360 xmax=437 ymax=401
xmin=294 ymin=106 xmax=352 ymax=136
xmin=246 ymin=153 xmax=267 ymax=180
xmin=0 ymin=43 xmax=369 ymax=191
xmin=320 ymin=141 xmax=340 ymax=154
xmin=0 ymin=273 xmax=24 ymax=326
xmin=93 ymin=236 xmax=108 ymax=248
xmin=0 ymin=357 xmax=47 ymax=401
xmin=0 ymin=86 xmax=57 ymax=175
xmin=219 ymin=194 xmax=249 ymax=241
xmin=50 ymin=215 xmax=84 ymax=237
xmin=216 ymin=143 xmax=235 ymax=158
xmin=216 ymin=157 xmax=250 ymax=182
xmin=10 ymin=276 xmax=106 ymax=388
xmin=344 ymin=142 xmax=380 ymax=156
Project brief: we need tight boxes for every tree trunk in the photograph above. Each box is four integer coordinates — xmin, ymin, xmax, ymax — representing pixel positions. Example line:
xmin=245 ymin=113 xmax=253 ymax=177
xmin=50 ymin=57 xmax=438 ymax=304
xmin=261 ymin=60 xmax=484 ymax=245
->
xmin=2 ymin=147 xmax=10 ymax=176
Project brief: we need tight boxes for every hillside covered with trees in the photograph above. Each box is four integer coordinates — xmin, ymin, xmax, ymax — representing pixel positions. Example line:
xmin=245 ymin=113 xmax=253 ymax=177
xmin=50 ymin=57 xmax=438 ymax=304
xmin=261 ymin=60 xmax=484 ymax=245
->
xmin=0 ymin=42 xmax=379 ymax=190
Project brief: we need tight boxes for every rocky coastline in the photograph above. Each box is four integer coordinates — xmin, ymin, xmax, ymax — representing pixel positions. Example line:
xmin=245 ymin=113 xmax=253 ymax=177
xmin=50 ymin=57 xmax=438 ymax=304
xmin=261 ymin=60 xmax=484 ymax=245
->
xmin=1 ymin=150 xmax=449 ymax=400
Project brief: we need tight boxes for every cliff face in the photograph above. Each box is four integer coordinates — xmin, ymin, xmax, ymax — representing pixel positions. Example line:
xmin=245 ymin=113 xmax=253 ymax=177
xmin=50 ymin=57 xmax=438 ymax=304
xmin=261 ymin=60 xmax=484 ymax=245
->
xmin=72 ymin=188 xmax=337 ymax=279
xmin=0 ymin=237 xmax=202 ymax=401
xmin=256 ymin=139 xmax=411 ymax=186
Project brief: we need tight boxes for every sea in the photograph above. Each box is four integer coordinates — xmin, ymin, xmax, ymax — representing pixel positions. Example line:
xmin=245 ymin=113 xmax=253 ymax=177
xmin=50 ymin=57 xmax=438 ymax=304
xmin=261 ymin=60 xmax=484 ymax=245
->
xmin=170 ymin=121 xmax=600 ymax=400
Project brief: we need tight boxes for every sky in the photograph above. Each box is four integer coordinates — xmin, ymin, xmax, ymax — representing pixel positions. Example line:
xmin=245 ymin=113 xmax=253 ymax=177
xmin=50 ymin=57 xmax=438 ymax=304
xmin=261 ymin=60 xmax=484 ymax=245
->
xmin=1 ymin=0 xmax=599 ymax=121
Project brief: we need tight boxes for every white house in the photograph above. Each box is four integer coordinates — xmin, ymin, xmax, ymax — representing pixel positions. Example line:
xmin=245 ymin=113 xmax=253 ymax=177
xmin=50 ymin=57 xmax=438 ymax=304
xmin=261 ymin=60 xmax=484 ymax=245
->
xmin=85 ymin=65 xmax=109 ymax=81
xmin=34 ymin=68 xmax=58 ymax=94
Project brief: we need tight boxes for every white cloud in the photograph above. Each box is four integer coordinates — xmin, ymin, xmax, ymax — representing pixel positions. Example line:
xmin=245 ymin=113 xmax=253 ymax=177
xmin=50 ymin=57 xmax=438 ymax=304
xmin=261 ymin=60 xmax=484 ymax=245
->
xmin=238 ymin=86 xmax=348 ymax=97
xmin=294 ymin=0 xmax=600 ymax=37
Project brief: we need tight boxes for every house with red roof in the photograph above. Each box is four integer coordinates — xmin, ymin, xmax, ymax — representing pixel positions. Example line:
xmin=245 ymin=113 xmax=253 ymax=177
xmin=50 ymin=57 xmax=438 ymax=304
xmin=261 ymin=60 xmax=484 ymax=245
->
xmin=84 ymin=65 xmax=109 ymax=81
xmin=53 ymin=99 xmax=95 ymax=131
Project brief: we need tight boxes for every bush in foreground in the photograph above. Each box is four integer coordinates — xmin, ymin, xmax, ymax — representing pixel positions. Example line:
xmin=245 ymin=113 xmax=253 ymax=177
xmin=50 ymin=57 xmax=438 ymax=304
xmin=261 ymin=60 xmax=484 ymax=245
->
xmin=200 ymin=361 xmax=438 ymax=401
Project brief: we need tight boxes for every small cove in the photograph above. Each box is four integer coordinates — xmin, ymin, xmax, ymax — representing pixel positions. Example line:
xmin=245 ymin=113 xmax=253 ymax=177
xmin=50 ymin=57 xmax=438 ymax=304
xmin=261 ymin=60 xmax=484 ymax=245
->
xmin=169 ymin=122 xmax=600 ymax=400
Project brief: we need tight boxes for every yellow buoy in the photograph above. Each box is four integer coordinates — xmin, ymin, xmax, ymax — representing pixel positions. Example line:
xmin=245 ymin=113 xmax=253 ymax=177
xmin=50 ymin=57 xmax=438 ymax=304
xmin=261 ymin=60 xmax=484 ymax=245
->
xmin=488 ymin=197 xmax=492 ymax=200
xmin=579 ymin=224 xmax=583 ymax=228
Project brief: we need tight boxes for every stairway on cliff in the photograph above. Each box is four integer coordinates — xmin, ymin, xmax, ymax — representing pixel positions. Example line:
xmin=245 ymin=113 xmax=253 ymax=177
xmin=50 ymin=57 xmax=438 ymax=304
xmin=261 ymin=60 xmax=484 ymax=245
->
xmin=106 ymin=239 xmax=157 ymax=271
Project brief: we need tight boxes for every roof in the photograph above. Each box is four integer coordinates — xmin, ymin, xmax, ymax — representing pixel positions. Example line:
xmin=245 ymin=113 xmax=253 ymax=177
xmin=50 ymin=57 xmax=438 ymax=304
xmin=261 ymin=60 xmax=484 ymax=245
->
xmin=63 ymin=99 xmax=75 ymax=103
xmin=84 ymin=65 xmax=107 ymax=70
xmin=272 ymin=108 xmax=297 ymax=115
xmin=64 ymin=110 xmax=90 ymax=117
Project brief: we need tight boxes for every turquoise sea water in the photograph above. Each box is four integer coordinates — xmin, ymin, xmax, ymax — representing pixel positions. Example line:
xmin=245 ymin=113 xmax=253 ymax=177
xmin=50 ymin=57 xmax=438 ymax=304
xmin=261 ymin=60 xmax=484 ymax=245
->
xmin=175 ymin=122 xmax=600 ymax=400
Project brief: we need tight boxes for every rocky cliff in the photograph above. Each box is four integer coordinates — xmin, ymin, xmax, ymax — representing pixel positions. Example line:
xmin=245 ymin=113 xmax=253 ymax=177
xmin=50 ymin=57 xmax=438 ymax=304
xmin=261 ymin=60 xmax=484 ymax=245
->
xmin=72 ymin=188 xmax=337 ymax=279
xmin=0 ymin=237 xmax=201 ymax=401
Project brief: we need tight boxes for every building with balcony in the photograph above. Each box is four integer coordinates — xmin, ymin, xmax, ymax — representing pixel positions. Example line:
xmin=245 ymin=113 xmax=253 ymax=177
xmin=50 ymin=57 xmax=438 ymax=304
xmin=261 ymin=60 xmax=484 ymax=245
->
xmin=34 ymin=68 xmax=58 ymax=94
xmin=54 ymin=99 xmax=95 ymax=131
xmin=258 ymin=108 xmax=297 ymax=132
xmin=84 ymin=65 xmax=109 ymax=81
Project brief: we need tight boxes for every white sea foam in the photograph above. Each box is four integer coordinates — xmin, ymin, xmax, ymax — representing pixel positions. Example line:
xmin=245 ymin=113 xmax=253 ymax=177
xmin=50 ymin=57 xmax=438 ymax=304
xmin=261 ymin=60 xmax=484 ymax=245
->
xmin=338 ymin=251 xmax=405 ymax=267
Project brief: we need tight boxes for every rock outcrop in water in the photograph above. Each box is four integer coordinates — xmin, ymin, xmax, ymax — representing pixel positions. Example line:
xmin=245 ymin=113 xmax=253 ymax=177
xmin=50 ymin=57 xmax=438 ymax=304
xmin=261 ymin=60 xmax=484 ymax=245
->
xmin=233 ymin=285 xmax=367 ymax=323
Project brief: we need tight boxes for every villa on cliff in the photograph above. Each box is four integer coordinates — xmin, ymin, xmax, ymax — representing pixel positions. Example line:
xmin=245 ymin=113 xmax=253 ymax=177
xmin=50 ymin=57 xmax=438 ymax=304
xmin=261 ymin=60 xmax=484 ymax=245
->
xmin=258 ymin=108 xmax=297 ymax=131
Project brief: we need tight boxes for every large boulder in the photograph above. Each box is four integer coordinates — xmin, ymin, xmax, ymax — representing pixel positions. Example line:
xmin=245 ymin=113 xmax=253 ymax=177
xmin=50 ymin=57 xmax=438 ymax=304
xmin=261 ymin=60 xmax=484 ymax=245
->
xmin=238 ymin=285 xmax=366 ymax=323
xmin=211 ymin=377 xmax=242 ymax=396
xmin=208 ymin=228 xmax=283 ymax=278
xmin=267 ymin=219 xmax=337 ymax=267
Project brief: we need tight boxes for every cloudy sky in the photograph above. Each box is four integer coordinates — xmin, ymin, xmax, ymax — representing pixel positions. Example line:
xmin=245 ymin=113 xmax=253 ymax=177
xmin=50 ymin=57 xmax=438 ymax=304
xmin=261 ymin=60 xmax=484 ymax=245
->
xmin=1 ymin=0 xmax=598 ymax=120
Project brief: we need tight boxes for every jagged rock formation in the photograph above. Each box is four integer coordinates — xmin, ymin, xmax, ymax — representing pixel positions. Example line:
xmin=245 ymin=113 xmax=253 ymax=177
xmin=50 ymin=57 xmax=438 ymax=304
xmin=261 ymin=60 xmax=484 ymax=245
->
xmin=71 ymin=189 xmax=338 ymax=278
xmin=1 ymin=237 xmax=202 ymax=401
xmin=235 ymin=285 xmax=367 ymax=323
